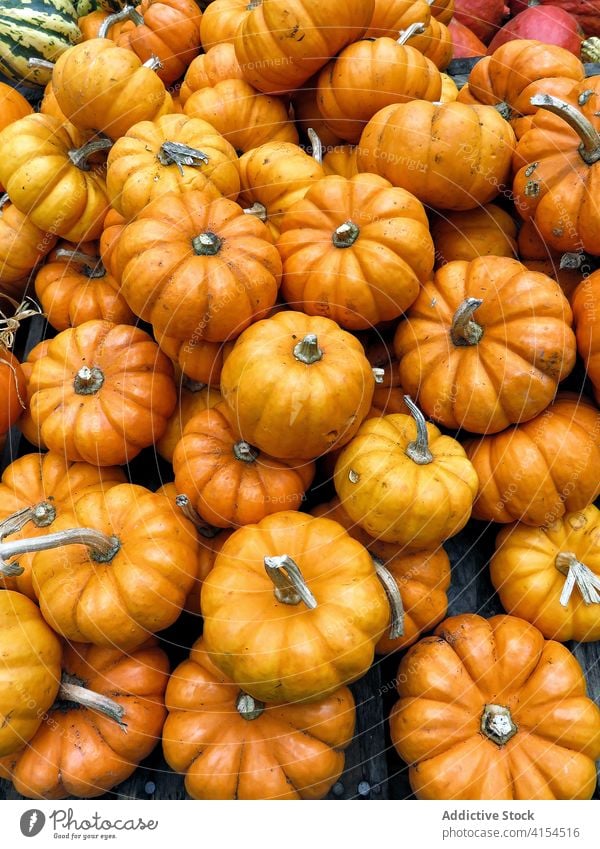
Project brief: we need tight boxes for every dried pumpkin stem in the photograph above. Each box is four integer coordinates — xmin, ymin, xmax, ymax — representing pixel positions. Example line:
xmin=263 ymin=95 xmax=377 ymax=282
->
xmin=27 ymin=57 xmax=55 ymax=71
xmin=372 ymin=556 xmax=404 ymax=639
xmin=529 ymin=94 xmax=600 ymax=165
xmin=157 ymin=142 xmax=210 ymax=177
xmin=233 ymin=440 xmax=259 ymax=463
xmin=0 ymin=527 xmax=121 ymax=571
xmin=175 ymin=494 xmax=221 ymax=539
xmin=450 ymin=297 xmax=484 ymax=347
xmin=57 ymin=673 xmax=127 ymax=731
xmin=480 ymin=703 xmax=518 ymax=745
xmin=68 ymin=138 xmax=113 ymax=171
xmin=192 ymin=231 xmax=222 ymax=256
xmin=236 ymin=691 xmax=265 ymax=720
xmin=403 ymin=395 xmax=433 ymax=465
xmin=307 ymin=127 xmax=323 ymax=164
xmin=555 ymin=551 xmax=600 ymax=606
xmin=73 ymin=365 xmax=105 ymax=395
xmin=54 ymin=249 xmax=106 ymax=279
xmin=264 ymin=554 xmax=318 ymax=608
xmin=0 ymin=502 xmax=56 ymax=540
xmin=98 ymin=4 xmax=144 ymax=38
xmin=581 ymin=37 xmax=600 ymax=63
xmin=142 ymin=55 xmax=163 ymax=71
xmin=397 ymin=22 xmax=426 ymax=45
xmin=332 ymin=220 xmax=360 ymax=248
xmin=293 ymin=333 xmax=323 ymax=364
xmin=243 ymin=201 xmax=268 ymax=222
xmin=372 ymin=367 xmax=384 ymax=384
xmin=0 ymin=193 xmax=9 ymax=213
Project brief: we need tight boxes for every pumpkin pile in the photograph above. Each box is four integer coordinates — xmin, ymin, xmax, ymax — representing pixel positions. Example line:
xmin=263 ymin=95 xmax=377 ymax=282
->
xmin=0 ymin=0 xmax=600 ymax=803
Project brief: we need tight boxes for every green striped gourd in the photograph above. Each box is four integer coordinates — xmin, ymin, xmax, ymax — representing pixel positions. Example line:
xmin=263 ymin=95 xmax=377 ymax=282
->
xmin=0 ymin=0 xmax=81 ymax=87
xmin=75 ymin=0 xmax=121 ymax=15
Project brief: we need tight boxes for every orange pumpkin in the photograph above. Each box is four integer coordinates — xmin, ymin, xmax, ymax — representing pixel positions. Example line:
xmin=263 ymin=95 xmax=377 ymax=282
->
xmin=157 ymin=379 xmax=222 ymax=463
xmin=0 ymin=641 xmax=169 ymax=798
xmin=518 ymin=219 xmax=582 ymax=300
xmin=0 ymin=336 xmax=26 ymax=439
xmin=15 ymin=340 xmax=51 ymax=450
xmin=464 ymin=394 xmax=600 ymax=526
xmin=0 ymin=194 xmax=57 ymax=284
xmin=277 ymin=173 xmax=433 ymax=329
xmin=112 ymin=190 xmax=282 ymax=342
xmin=390 ymin=613 xmax=600 ymax=799
xmin=572 ymin=271 xmax=600 ymax=402
xmin=199 ymin=0 xmax=251 ymax=49
xmin=365 ymin=0 xmax=432 ymax=39
xmin=292 ymin=78 xmax=343 ymax=149
xmin=106 ymin=113 xmax=240 ymax=220
xmin=322 ymin=144 xmax=359 ymax=177
xmin=157 ymin=332 xmax=233 ymax=387
xmin=28 ymin=320 xmax=177 ymax=466
xmin=403 ymin=18 xmax=453 ymax=70
xmin=0 ymin=83 xmax=33 ymax=192
xmin=162 ymin=637 xmax=356 ymax=799
xmin=394 ymin=257 xmax=577 ymax=433
xmin=179 ymin=42 xmax=245 ymax=104
xmin=431 ymin=204 xmax=518 ymax=265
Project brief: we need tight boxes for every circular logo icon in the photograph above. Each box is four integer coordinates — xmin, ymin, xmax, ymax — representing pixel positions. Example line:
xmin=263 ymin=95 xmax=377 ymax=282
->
xmin=20 ymin=810 xmax=46 ymax=837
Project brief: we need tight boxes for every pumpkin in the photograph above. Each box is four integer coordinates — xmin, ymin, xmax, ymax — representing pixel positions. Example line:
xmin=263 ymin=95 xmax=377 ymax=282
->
xmin=390 ymin=613 xmax=600 ymax=799
xmin=322 ymin=144 xmax=358 ymax=178
xmin=173 ymin=402 xmax=315 ymax=528
xmin=572 ymin=271 xmax=600 ymax=402
xmin=76 ymin=0 xmax=122 ymax=14
xmin=238 ymin=140 xmax=324 ymax=240
xmin=52 ymin=38 xmax=173 ymax=141
xmin=512 ymin=79 xmax=600 ymax=255
xmin=292 ymin=77 xmax=343 ymax=149
xmin=183 ymin=79 xmax=298 ymax=155
xmin=199 ymin=0 xmax=251 ymax=49
xmin=430 ymin=0 xmax=454 ymax=23
xmin=0 ymin=641 xmax=169 ymax=798
xmin=0 ymin=591 xmax=62 ymax=758
xmin=201 ymin=510 xmax=392 ymax=703
xmin=356 ymin=101 xmax=515 ymax=211
xmin=34 ymin=242 xmax=134 ymax=330
xmin=96 ymin=0 xmax=202 ymax=85
xmin=363 ymin=338 xmax=411 ymax=419
xmin=430 ymin=204 xmax=518 ymax=265
xmin=491 ymin=506 xmax=600 ymax=643
xmin=447 ymin=18 xmax=486 ymax=58
xmin=99 ymin=207 xmax=127 ymax=275
xmin=364 ymin=0 xmax=432 ymax=39
xmin=464 ymin=393 xmax=600 ymax=526
xmin=334 ymin=397 xmax=478 ymax=549
xmin=0 ymin=194 xmax=57 ymax=284
xmin=0 ymin=0 xmax=81 ymax=87
xmin=233 ymin=0 xmax=375 ymax=94
xmin=28 ymin=320 xmax=177 ymax=466
xmin=162 ymin=637 xmax=356 ymax=799
xmin=0 ymin=451 xmax=126 ymax=599
xmin=315 ymin=32 xmax=442 ymax=144
xmin=179 ymin=42 xmax=245 ymax=104
xmin=509 ymin=76 xmax=578 ymax=141
xmin=518 ymin=219 xmax=582 ymax=300
xmin=403 ymin=18 xmax=453 ymax=69
xmin=439 ymin=72 xmax=459 ymax=101
xmin=0 ymin=82 xmax=33 ymax=157
xmin=157 ymin=379 xmax=222 ymax=463
xmin=157 ymin=332 xmax=233 ymax=387
xmin=220 ymin=310 xmax=375 ymax=459
xmin=3 ymin=483 xmax=201 ymax=649
xmin=276 ymin=173 xmax=434 ymax=330
xmin=394 ymin=256 xmax=577 ymax=434
xmin=15 ymin=340 xmax=51 ymax=450
xmin=0 ymin=301 xmax=31 ymax=438
xmin=112 ymin=190 xmax=282 ymax=342
xmin=0 ymin=115 xmax=110 ymax=243
xmin=106 ymin=113 xmax=240 ymax=220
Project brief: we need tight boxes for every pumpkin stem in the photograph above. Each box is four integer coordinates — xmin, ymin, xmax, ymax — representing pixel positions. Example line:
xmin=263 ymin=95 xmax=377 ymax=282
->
xmin=142 ymin=55 xmax=163 ymax=71
xmin=0 ymin=296 xmax=43 ymax=351
xmin=233 ymin=440 xmax=259 ymax=463
xmin=0 ymin=503 xmax=57 ymax=577
xmin=73 ymin=365 xmax=105 ymax=395
xmin=98 ymin=4 xmax=144 ymax=38
xmin=529 ymin=94 xmax=600 ymax=165
xmin=175 ymin=494 xmax=221 ymax=539
xmin=372 ymin=367 xmax=384 ymax=384
xmin=157 ymin=142 xmax=210 ymax=177
xmin=332 ymin=220 xmax=360 ymax=248
xmin=236 ymin=691 xmax=265 ymax=720
xmin=246 ymin=0 xmax=262 ymax=8
xmin=450 ymin=297 xmax=484 ymax=347
xmin=243 ymin=201 xmax=268 ymax=222
xmin=293 ymin=333 xmax=323 ymax=364
xmin=0 ymin=527 xmax=121 ymax=571
xmin=581 ymin=37 xmax=600 ymax=63
xmin=192 ymin=232 xmax=222 ymax=256
xmin=372 ymin=556 xmax=404 ymax=639
xmin=480 ymin=704 xmax=518 ymax=745
xmin=560 ymin=251 xmax=591 ymax=270
xmin=54 ymin=249 xmax=106 ymax=279
xmin=0 ymin=192 xmax=9 ymax=213
xmin=307 ymin=127 xmax=323 ymax=164
xmin=555 ymin=551 xmax=600 ymax=606
xmin=181 ymin=376 xmax=207 ymax=393
xmin=68 ymin=138 xmax=113 ymax=172
xmin=264 ymin=554 xmax=318 ymax=608
xmin=27 ymin=57 xmax=55 ymax=71
xmin=403 ymin=395 xmax=433 ymax=465
xmin=57 ymin=673 xmax=127 ymax=731
xmin=397 ymin=22 xmax=426 ymax=44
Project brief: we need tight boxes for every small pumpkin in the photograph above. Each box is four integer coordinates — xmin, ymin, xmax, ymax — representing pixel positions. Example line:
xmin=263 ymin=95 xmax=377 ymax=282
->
xmin=334 ymin=397 xmax=478 ymax=549
xmin=572 ymin=271 xmax=600 ymax=402
xmin=162 ymin=637 xmax=356 ymax=799
xmin=14 ymin=340 xmax=51 ymax=450
xmin=199 ymin=0 xmax=251 ymax=49
xmin=0 ymin=194 xmax=56 ymax=284
xmin=322 ymin=144 xmax=359 ymax=178
xmin=292 ymin=77 xmax=343 ymax=149
xmin=0 ymin=299 xmax=34 ymax=439
xmin=403 ymin=18 xmax=453 ymax=70
xmin=157 ymin=333 xmax=233 ymax=387
xmin=517 ymin=219 xmax=582 ymax=301
xmin=0 ymin=83 xmax=33 ymax=173
xmin=439 ymin=72 xmax=459 ymax=101
xmin=0 ymin=641 xmax=169 ymax=798
xmin=430 ymin=204 xmax=518 ymax=265
xmin=390 ymin=613 xmax=600 ymax=799
xmin=394 ymin=256 xmax=577 ymax=433
xmin=179 ymin=42 xmax=245 ymax=104
xmin=28 ymin=320 xmax=177 ymax=466
xmin=157 ymin=378 xmax=222 ymax=463
xmin=365 ymin=0 xmax=432 ymax=39
xmin=220 ymin=310 xmax=375 ymax=459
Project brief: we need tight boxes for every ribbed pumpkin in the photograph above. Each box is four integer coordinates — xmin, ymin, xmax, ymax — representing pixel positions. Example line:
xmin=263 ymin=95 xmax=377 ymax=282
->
xmin=431 ymin=204 xmax=518 ymax=265
xmin=322 ymin=144 xmax=358 ymax=177
xmin=404 ymin=18 xmax=453 ymax=70
xmin=157 ymin=332 xmax=233 ymax=387
xmin=157 ymin=379 xmax=222 ymax=463
xmin=14 ymin=340 xmax=50 ymax=449
xmin=199 ymin=0 xmax=250 ymax=49
xmin=179 ymin=42 xmax=244 ymax=104
xmin=163 ymin=637 xmax=356 ymax=799
xmin=572 ymin=271 xmax=600 ymax=401
xmin=364 ymin=0 xmax=432 ymax=39
xmin=292 ymin=78 xmax=343 ymax=149
xmin=0 ymin=82 xmax=33 ymax=145
xmin=517 ymin=219 xmax=583 ymax=301
xmin=0 ymin=194 xmax=57 ymax=283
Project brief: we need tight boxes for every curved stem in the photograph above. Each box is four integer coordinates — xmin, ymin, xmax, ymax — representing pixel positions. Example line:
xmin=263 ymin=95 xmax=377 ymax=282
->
xmin=57 ymin=673 xmax=127 ymax=731
xmin=293 ymin=334 xmax=323 ymax=364
xmin=480 ymin=704 xmax=518 ymax=745
xmin=54 ymin=249 xmax=106 ymax=279
xmin=0 ymin=527 xmax=121 ymax=568
xmin=332 ymin=220 xmax=360 ymax=248
xmin=68 ymin=138 xmax=113 ymax=171
xmin=372 ymin=557 xmax=404 ymax=640
xmin=27 ymin=57 xmax=55 ymax=71
xmin=397 ymin=22 xmax=426 ymax=44
xmin=403 ymin=395 xmax=433 ymax=465
xmin=157 ymin=142 xmax=209 ymax=176
xmin=530 ymin=94 xmax=600 ymax=165
xmin=243 ymin=201 xmax=268 ymax=222
xmin=233 ymin=441 xmax=259 ymax=463
xmin=73 ymin=365 xmax=105 ymax=395
xmin=450 ymin=297 xmax=484 ymax=347
xmin=264 ymin=554 xmax=317 ymax=608
xmin=98 ymin=4 xmax=144 ymax=38
xmin=175 ymin=494 xmax=221 ymax=539
xmin=142 ymin=55 xmax=163 ymax=71
xmin=307 ymin=127 xmax=323 ymax=164
xmin=192 ymin=232 xmax=222 ymax=256
xmin=0 ymin=502 xmax=56 ymax=541
xmin=0 ymin=193 xmax=9 ymax=213
xmin=555 ymin=551 xmax=600 ymax=606
xmin=236 ymin=691 xmax=265 ymax=720
xmin=372 ymin=367 xmax=384 ymax=384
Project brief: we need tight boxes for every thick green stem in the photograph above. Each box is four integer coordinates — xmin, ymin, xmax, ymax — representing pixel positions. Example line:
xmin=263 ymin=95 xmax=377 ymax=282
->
xmin=192 ymin=232 xmax=222 ymax=256
xmin=332 ymin=221 xmax=360 ymax=248
xmin=175 ymin=494 xmax=221 ymax=539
